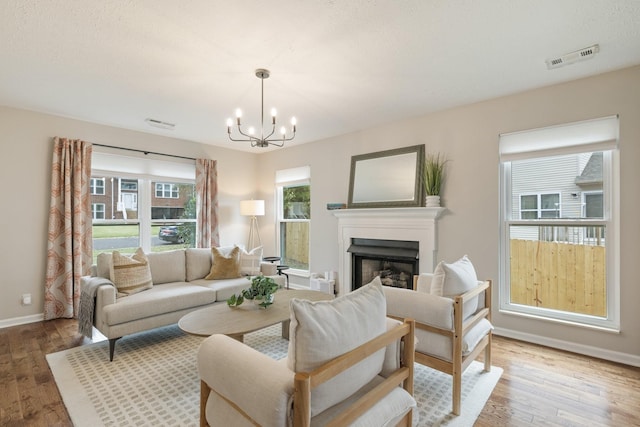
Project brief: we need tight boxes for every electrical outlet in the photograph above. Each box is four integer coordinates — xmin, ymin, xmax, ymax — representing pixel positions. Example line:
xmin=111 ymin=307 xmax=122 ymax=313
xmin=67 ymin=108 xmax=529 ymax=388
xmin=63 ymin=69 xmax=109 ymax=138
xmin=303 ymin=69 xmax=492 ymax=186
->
xmin=22 ymin=294 xmax=32 ymax=305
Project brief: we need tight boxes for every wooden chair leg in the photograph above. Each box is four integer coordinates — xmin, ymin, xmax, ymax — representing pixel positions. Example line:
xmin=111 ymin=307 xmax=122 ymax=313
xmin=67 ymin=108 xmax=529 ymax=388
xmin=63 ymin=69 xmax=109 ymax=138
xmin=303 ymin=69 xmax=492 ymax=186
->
xmin=200 ymin=380 xmax=211 ymax=427
xmin=484 ymin=333 xmax=492 ymax=372
xmin=452 ymin=368 xmax=461 ymax=416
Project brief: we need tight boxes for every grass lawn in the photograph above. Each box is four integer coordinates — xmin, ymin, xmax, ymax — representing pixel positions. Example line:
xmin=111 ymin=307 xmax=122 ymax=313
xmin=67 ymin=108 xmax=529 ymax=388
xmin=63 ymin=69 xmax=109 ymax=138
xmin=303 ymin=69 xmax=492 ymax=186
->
xmin=92 ymin=225 xmax=162 ymax=238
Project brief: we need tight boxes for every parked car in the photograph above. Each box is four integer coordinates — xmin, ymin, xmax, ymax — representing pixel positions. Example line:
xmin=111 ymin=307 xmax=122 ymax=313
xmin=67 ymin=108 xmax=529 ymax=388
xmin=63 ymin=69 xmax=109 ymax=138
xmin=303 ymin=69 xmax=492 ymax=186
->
xmin=158 ymin=225 xmax=184 ymax=243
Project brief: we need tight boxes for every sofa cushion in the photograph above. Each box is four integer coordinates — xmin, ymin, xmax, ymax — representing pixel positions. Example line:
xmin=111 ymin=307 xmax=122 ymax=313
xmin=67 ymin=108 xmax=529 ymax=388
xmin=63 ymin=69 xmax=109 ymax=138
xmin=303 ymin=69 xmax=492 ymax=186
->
xmin=238 ymin=245 xmax=263 ymax=276
xmin=147 ymin=249 xmax=186 ymax=284
xmin=287 ymin=277 xmax=387 ymax=416
xmin=185 ymin=248 xmax=212 ymax=281
xmin=430 ymin=255 xmax=479 ymax=317
xmin=110 ymin=248 xmax=153 ymax=297
xmin=205 ymin=246 xmax=241 ymax=280
xmin=103 ymin=282 xmax=216 ymax=325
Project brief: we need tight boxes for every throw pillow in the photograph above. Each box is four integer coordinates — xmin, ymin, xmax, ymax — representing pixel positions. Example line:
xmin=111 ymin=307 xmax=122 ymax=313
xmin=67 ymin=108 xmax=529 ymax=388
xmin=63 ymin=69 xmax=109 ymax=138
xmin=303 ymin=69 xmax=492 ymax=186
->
xmin=205 ymin=246 xmax=241 ymax=280
xmin=238 ymin=245 xmax=263 ymax=276
xmin=110 ymin=248 xmax=153 ymax=297
xmin=430 ymin=255 xmax=479 ymax=317
xmin=287 ymin=276 xmax=387 ymax=416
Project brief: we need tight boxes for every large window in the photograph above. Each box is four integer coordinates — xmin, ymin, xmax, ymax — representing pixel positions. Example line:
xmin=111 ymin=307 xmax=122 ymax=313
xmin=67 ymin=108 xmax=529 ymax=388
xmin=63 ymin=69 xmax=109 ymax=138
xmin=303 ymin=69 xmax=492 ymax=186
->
xmin=499 ymin=116 xmax=619 ymax=330
xmin=91 ymin=151 xmax=196 ymax=263
xmin=276 ymin=166 xmax=310 ymax=274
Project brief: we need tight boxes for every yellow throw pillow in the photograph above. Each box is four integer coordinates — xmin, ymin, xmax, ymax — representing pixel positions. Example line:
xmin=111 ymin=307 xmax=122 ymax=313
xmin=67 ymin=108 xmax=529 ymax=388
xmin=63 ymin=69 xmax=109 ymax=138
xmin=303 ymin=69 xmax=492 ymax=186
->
xmin=205 ymin=246 xmax=241 ymax=280
xmin=110 ymin=248 xmax=153 ymax=297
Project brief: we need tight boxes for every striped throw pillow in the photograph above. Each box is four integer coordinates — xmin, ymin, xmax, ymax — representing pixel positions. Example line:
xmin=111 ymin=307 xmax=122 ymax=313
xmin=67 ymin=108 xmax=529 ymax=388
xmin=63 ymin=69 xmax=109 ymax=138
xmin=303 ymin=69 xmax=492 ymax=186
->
xmin=110 ymin=248 xmax=153 ymax=297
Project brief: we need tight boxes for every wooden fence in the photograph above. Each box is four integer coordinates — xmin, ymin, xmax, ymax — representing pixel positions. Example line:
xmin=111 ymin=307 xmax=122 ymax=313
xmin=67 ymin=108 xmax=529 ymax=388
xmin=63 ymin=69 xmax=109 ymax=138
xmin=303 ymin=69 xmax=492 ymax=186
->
xmin=283 ymin=222 xmax=309 ymax=268
xmin=510 ymin=239 xmax=606 ymax=317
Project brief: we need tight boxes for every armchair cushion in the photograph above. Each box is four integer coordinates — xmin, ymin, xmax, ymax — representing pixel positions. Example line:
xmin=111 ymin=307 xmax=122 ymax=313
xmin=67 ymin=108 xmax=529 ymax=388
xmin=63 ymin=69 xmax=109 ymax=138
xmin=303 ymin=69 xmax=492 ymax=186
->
xmin=198 ymin=334 xmax=294 ymax=427
xmin=430 ymin=255 xmax=479 ymax=317
xmin=287 ymin=277 xmax=387 ymax=416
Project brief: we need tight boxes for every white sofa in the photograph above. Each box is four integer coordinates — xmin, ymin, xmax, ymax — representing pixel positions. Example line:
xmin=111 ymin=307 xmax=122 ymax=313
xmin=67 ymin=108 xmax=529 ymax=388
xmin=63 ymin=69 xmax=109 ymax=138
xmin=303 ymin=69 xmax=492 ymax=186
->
xmin=81 ymin=248 xmax=284 ymax=360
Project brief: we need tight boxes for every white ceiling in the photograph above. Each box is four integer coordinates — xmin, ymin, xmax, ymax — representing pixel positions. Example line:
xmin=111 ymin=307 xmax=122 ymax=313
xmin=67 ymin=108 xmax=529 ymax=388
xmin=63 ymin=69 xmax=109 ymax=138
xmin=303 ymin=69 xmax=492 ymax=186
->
xmin=1 ymin=1 xmax=639 ymax=152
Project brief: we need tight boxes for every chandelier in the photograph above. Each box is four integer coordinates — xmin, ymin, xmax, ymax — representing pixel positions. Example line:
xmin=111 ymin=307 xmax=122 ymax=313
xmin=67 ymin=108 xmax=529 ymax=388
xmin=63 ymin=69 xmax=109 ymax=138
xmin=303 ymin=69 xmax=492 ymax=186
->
xmin=227 ymin=69 xmax=297 ymax=148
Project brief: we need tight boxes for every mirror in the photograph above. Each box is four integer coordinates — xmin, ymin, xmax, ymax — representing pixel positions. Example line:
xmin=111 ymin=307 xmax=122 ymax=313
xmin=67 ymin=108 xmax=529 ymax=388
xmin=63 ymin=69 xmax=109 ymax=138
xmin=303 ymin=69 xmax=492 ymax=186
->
xmin=348 ymin=145 xmax=425 ymax=208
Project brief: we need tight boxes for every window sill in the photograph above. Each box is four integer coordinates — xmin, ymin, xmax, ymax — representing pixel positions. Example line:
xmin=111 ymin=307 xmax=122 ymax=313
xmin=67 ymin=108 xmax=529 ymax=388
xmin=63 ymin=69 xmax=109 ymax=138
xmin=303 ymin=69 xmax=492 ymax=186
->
xmin=498 ymin=307 xmax=620 ymax=334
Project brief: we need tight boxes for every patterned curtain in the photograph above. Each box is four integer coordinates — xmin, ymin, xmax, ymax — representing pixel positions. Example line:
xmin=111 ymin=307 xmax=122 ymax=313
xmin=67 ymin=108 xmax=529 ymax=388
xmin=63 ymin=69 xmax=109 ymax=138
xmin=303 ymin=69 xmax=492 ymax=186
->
xmin=195 ymin=159 xmax=220 ymax=248
xmin=44 ymin=137 xmax=93 ymax=319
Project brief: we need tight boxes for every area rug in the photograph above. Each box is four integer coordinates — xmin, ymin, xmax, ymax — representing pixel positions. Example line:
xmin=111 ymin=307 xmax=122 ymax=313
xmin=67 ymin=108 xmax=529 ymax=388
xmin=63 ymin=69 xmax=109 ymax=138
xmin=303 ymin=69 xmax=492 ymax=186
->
xmin=47 ymin=324 xmax=502 ymax=426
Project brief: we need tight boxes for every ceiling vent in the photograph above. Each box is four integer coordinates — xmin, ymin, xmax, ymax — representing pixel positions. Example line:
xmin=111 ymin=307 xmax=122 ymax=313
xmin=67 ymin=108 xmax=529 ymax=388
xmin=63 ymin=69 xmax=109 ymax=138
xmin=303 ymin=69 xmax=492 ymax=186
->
xmin=145 ymin=118 xmax=175 ymax=130
xmin=546 ymin=44 xmax=599 ymax=70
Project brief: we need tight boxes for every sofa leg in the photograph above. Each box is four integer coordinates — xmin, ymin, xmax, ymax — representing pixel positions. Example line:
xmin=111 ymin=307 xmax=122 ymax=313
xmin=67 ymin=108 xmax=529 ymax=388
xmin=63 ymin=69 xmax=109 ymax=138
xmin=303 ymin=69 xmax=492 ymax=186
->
xmin=108 ymin=337 xmax=120 ymax=361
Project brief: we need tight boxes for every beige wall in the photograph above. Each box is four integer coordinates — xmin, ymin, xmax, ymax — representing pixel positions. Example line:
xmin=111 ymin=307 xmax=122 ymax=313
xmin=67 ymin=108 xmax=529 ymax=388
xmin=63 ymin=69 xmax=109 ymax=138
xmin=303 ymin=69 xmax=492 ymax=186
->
xmin=1 ymin=65 xmax=638 ymax=362
xmin=256 ymin=65 xmax=640 ymax=361
xmin=0 ymin=107 xmax=260 ymax=323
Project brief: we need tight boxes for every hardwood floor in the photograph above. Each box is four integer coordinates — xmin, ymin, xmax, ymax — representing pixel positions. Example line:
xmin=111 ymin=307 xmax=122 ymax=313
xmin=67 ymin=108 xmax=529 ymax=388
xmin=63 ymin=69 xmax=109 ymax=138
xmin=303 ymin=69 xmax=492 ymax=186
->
xmin=1 ymin=319 xmax=639 ymax=426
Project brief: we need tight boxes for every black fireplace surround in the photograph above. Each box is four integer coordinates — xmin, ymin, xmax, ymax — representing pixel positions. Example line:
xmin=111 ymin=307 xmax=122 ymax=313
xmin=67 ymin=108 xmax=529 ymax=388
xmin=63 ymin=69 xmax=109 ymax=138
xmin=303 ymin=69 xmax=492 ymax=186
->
xmin=348 ymin=238 xmax=419 ymax=290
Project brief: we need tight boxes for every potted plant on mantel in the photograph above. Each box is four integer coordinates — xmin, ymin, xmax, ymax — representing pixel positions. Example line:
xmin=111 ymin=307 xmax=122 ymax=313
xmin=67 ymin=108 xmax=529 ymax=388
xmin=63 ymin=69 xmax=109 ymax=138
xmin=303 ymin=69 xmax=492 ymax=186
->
xmin=422 ymin=152 xmax=447 ymax=207
xmin=227 ymin=275 xmax=280 ymax=309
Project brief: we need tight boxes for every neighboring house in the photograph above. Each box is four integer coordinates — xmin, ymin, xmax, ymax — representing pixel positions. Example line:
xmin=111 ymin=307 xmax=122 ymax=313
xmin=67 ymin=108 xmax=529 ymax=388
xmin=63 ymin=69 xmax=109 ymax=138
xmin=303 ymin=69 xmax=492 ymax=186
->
xmin=90 ymin=176 xmax=193 ymax=222
xmin=510 ymin=152 xmax=603 ymax=244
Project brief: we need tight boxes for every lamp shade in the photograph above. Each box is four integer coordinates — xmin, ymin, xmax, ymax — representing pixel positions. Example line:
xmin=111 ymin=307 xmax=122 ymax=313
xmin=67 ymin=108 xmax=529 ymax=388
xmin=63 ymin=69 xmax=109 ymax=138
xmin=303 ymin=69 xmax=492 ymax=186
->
xmin=240 ymin=199 xmax=265 ymax=216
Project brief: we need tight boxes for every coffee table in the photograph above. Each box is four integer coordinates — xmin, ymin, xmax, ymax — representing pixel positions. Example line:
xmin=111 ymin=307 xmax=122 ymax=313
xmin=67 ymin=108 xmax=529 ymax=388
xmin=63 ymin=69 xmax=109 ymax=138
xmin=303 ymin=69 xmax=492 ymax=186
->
xmin=178 ymin=289 xmax=333 ymax=341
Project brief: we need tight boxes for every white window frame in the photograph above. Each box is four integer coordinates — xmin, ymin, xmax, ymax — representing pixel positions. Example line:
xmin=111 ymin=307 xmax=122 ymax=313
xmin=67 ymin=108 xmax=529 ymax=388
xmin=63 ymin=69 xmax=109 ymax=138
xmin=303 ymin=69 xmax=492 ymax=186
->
xmin=155 ymin=182 xmax=179 ymax=198
xmin=90 ymin=178 xmax=105 ymax=195
xmin=499 ymin=116 xmax=620 ymax=331
xmin=519 ymin=192 xmax=561 ymax=219
xmin=276 ymin=166 xmax=311 ymax=276
xmin=92 ymin=203 xmax=105 ymax=220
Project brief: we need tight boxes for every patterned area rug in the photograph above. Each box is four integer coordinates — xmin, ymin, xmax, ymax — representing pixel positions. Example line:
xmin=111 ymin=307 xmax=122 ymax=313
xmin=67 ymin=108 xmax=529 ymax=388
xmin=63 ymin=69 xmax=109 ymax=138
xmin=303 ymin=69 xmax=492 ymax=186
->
xmin=47 ymin=324 xmax=501 ymax=426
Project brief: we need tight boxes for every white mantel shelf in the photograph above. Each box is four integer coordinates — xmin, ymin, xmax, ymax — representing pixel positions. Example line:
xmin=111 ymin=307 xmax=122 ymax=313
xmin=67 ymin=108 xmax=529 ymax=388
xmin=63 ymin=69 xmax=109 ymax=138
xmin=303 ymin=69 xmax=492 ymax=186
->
xmin=332 ymin=207 xmax=446 ymax=220
xmin=332 ymin=207 xmax=446 ymax=296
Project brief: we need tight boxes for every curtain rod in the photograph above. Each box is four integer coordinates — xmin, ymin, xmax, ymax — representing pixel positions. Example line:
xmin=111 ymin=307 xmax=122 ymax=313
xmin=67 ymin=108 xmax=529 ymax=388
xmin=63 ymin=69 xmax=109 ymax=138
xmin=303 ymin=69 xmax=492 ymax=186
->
xmin=92 ymin=143 xmax=196 ymax=161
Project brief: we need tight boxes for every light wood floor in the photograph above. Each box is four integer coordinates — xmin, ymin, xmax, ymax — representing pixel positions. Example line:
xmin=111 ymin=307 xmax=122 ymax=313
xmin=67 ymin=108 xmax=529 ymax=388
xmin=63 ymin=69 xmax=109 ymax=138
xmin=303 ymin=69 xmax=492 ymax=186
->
xmin=1 ymin=319 xmax=639 ymax=426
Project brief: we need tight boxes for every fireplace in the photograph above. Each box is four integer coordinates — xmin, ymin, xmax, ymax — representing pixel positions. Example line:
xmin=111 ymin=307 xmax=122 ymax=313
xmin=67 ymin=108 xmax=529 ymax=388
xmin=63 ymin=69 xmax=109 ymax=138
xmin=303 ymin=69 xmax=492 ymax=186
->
xmin=333 ymin=207 xmax=445 ymax=296
xmin=348 ymin=238 xmax=419 ymax=290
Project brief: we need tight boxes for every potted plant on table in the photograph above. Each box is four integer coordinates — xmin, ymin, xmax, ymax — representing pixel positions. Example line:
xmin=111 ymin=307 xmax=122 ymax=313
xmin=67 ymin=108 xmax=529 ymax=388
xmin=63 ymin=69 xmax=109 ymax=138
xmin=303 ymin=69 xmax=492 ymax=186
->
xmin=227 ymin=275 xmax=280 ymax=309
xmin=422 ymin=152 xmax=448 ymax=207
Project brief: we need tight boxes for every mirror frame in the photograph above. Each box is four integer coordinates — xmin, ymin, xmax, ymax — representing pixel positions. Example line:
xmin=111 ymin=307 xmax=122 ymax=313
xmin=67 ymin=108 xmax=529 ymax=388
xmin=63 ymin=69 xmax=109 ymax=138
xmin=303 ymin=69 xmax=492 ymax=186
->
xmin=347 ymin=144 xmax=425 ymax=208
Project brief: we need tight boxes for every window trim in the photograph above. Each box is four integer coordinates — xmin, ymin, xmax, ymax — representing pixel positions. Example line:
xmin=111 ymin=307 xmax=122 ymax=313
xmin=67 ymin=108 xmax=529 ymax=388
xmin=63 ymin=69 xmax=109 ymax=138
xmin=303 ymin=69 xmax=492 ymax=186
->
xmin=519 ymin=192 xmax=561 ymax=219
xmin=92 ymin=203 xmax=105 ymax=220
xmin=90 ymin=177 xmax=105 ymax=195
xmin=499 ymin=118 xmax=620 ymax=332
xmin=276 ymin=166 xmax=311 ymax=276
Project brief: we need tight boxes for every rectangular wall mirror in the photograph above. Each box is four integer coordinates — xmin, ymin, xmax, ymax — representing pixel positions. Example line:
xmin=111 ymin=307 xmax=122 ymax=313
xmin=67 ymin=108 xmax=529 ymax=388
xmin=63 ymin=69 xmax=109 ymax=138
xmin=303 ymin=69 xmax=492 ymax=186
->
xmin=348 ymin=144 xmax=425 ymax=208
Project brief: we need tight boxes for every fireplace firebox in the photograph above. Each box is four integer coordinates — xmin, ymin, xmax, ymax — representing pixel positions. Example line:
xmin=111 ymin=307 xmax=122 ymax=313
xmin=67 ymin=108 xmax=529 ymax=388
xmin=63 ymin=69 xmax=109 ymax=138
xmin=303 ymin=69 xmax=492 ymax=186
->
xmin=348 ymin=238 xmax=419 ymax=290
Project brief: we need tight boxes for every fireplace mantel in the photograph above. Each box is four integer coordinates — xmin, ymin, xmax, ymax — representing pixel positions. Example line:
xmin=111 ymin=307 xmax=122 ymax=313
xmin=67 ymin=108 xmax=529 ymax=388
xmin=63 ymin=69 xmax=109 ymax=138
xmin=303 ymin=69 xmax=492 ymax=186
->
xmin=333 ymin=207 xmax=446 ymax=296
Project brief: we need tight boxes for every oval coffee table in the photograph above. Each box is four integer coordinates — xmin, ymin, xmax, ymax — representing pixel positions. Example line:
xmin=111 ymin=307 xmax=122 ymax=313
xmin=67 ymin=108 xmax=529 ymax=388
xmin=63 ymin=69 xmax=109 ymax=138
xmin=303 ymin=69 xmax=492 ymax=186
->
xmin=178 ymin=289 xmax=333 ymax=341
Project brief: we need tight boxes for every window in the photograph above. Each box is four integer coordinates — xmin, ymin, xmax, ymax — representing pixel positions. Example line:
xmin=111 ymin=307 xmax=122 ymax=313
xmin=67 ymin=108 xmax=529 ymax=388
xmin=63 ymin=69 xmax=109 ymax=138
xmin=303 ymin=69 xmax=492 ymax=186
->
xmin=92 ymin=203 xmax=105 ymax=220
xmin=90 ymin=178 xmax=105 ymax=195
xmin=91 ymin=151 xmax=196 ymax=262
xmin=499 ymin=116 xmax=619 ymax=330
xmin=156 ymin=183 xmax=179 ymax=198
xmin=520 ymin=193 xmax=560 ymax=219
xmin=276 ymin=166 xmax=311 ymax=274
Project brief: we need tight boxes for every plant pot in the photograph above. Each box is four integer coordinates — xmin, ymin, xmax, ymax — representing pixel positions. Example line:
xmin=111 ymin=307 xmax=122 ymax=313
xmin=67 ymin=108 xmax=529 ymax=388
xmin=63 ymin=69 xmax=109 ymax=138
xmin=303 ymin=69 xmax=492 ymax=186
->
xmin=253 ymin=293 xmax=275 ymax=309
xmin=426 ymin=195 xmax=441 ymax=207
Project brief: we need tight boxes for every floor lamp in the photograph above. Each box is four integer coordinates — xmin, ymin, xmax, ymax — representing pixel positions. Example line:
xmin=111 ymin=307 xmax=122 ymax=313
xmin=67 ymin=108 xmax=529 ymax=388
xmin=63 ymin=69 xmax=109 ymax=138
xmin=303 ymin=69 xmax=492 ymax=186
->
xmin=240 ymin=199 xmax=265 ymax=250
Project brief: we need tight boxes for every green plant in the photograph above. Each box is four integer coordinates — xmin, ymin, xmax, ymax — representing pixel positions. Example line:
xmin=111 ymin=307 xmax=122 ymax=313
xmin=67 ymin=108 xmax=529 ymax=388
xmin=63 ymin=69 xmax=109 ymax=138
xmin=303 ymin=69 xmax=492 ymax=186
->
xmin=227 ymin=275 xmax=280 ymax=308
xmin=422 ymin=153 xmax=448 ymax=196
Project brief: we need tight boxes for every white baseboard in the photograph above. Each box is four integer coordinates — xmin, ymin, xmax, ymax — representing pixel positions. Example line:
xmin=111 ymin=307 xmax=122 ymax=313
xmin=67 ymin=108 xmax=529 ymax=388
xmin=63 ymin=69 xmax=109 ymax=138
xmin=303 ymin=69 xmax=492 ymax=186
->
xmin=0 ymin=313 xmax=44 ymax=329
xmin=493 ymin=327 xmax=640 ymax=367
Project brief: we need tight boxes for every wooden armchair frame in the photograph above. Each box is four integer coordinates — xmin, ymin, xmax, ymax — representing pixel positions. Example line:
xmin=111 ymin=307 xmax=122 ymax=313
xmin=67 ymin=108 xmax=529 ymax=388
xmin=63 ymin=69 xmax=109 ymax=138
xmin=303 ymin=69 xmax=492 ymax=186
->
xmin=389 ymin=278 xmax=492 ymax=416
xmin=200 ymin=319 xmax=416 ymax=427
